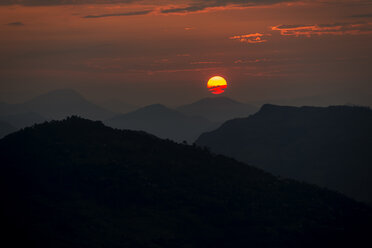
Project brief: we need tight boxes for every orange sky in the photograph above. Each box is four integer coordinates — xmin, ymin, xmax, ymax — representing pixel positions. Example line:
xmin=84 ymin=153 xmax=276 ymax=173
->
xmin=1 ymin=0 xmax=372 ymax=106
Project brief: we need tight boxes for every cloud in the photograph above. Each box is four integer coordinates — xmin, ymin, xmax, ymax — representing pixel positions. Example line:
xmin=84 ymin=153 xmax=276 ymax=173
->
xmin=271 ymin=22 xmax=372 ymax=37
xmin=190 ymin=61 xmax=222 ymax=64
xmin=274 ymin=24 xmax=313 ymax=29
xmin=161 ymin=4 xmax=212 ymax=14
xmin=0 ymin=0 xmax=137 ymax=6
xmin=160 ymin=0 xmax=297 ymax=14
xmin=230 ymin=20 xmax=372 ymax=45
xmin=7 ymin=22 xmax=24 ymax=26
xmin=83 ymin=10 xmax=152 ymax=18
xmin=0 ymin=0 xmax=303 ymax=16
xmin=1 ymin=0 xmax=300 ymax=8
xmin=350 ymin=14 xmax=372 ymax=18
xmin=229 ymin=33 xmax=271 ymax=43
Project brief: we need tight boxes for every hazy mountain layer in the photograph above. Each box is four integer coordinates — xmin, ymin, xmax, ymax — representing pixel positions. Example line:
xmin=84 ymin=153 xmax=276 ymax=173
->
xmin=196 ymin=104 xmax=372 ymax=203
xmin=106 ymin=104 xmax=217 ymax=142
xmin=0 ymin=120 xmax=16 ymax=138
xmin=177 ymin=97 xmax=258 ymax=123
xmin=0 ymin=89 xmax=114 ymax=123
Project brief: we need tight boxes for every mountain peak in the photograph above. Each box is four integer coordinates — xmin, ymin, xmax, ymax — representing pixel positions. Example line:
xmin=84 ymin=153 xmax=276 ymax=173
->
xmin=106 ymin=103 xmax=215 ymax=142
xmin=7 ymin=116 xmax=106 ymax=136
xmin=27 ymin=89 xmax=85 ymax=103
xmin=258 ymin=104 xmax=298 ymax=113
xmin=20 ymin=89 xmax=114 ymax=120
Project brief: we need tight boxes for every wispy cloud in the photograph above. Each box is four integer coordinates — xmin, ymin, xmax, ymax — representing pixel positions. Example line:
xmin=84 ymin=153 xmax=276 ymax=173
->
xmin=350 ymin=13 xmax=372 ymax=18
xmin=83 ymin=10 xmax=152 ymax=18
xmin=0 ymin=0 xmax=300 ymax=7
xmin=190 ymin=61 xmax=222 ymax=65
xmin=0 ymin=0 xmax=307 ymax=17
xmin=6 ymin=22 xmax=24 ymax=26
xmin=160 ymin=0 xmax=297 ymax=14
xmin=161 ymin=4 xmax=212 ymax=14
xmin=229 ymin=33 xmax=271 ymax=43
xmin=271 ymin=22 xmax=372 ymax=37
xmin=0 ymin=0 xmax=137 ymax=6
xmin=144 ymin=66 xmax=224 ymax=75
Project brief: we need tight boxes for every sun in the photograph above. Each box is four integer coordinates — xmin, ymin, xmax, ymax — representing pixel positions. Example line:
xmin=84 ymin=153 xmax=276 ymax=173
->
xmin=207 ymin=76 xmax=227 ymax=95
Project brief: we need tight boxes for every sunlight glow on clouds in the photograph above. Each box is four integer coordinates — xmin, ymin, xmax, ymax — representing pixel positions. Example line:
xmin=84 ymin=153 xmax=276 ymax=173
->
xmin=229 ymin=33 xmax=271 ymax=43
xmin=272 ymin=22 xmax=372 ymax=37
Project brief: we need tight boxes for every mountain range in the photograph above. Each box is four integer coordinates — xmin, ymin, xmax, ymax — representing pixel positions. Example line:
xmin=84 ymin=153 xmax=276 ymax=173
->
xmin=196 ymin=104 xmax=372 ymax=203
xmin=177 ymin=97 xmax=258 ymax=123
xmin=1 ymin=117 xmax=371 ymax=248
xmin=20 ymin=89 xmax=114 ymax=120
xmin=0 ymin=89 xmax=114 ymax=131
xmin=105 ymin=104 xmax=217 ymax=142
xmin=0 ymin=89 xmax=258 ymax=142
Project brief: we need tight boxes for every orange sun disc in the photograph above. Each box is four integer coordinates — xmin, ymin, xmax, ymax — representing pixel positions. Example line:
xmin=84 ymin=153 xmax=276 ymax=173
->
xmin=207 ymin=76 xmax=227 ymax=95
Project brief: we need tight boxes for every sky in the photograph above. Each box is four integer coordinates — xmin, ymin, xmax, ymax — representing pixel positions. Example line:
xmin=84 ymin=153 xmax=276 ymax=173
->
xmin=1 ymin=0 xmax=372 ymax=107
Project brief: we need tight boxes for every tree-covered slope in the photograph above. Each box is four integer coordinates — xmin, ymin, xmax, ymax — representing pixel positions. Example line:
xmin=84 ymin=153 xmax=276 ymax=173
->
xmin=0 ymin=117 xmax=371 ymax=248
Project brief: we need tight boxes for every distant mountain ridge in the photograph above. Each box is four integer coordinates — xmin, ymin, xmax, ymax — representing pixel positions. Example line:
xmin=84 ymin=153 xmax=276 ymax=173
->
xmin=0 ymin=116 xmax=371 ymax=247
xmin=196 ymin=104 xmax=372 ymax=203
xmin=177 ymin=97 xmax=258 ymax=122
xmin=106 ymin=104 xmax=217 ymax=142
xmin=0 ymin=89 xmax=114 ymax=129
xmin=1 ymin=91 xmax=260 ymax=142
xmin=23 ymin=89 xmax=114 ymax=120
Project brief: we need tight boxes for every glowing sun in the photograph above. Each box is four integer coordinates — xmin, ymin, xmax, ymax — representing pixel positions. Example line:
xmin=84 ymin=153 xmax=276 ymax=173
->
xmin=207 ymin=76 xmax=227 ymax=95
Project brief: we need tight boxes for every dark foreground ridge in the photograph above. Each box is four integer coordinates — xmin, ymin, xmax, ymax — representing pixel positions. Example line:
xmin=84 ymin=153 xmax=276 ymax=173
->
xmin=0 ymin=116 xmax=371 ymax=248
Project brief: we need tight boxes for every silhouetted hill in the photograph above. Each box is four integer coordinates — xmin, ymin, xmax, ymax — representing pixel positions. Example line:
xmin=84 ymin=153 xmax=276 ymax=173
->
xmin=0 ymin=89 xmax=114 ymax=122
xmin=0 ymin=117 xmax=371 ymax=248
xmin=23 ymin=89 xmax=114 ymax=120
xmin=106 ymin=104 xmax=217 ymax=142
xmin=177 ymin=97 xmax=258 ymax=122
xmin=196 ymin=104 xmax=372 ymax=203
xmin=0 ymin=120 xmax=16 ymax=138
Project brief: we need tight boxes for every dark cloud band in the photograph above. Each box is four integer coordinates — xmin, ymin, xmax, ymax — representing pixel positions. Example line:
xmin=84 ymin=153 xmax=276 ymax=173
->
xmin=0 ymin=1 xmax=136 ymax=6
xmin=1 ymin=0 xmax=299 ymax=7
xmin=83 ymin=10 xmax=152 ymax=18
xmin=162 ymin=0 xmax=295 ymax=14
xmin=351 ymin=14 xmax=372 ymax=18
xmin=6 ymin=22 xmax=24 ymax=26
